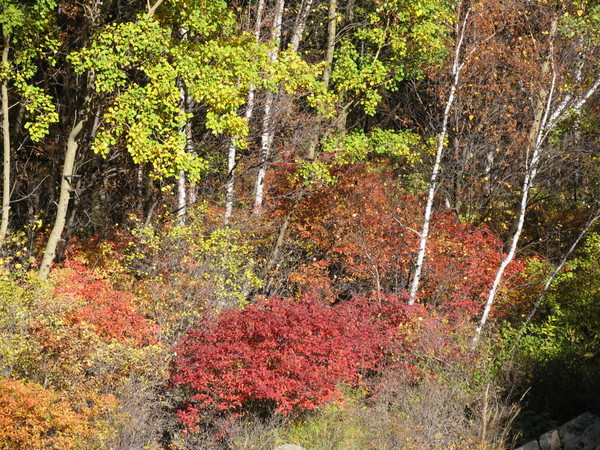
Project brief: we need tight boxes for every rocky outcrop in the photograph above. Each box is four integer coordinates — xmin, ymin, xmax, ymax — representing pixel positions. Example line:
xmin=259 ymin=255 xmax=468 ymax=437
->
xmin=517 ymin=412 xmax=600 ymax=450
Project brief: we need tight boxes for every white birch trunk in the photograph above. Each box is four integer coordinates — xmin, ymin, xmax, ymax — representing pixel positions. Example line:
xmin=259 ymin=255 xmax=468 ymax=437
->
xmin=253 ymin=0 xmax=285 ymax=213
xmin=0 ymin=36 xmax=10 ymax=247
xmin=472 ymin=146 xmax=541 ymax=345
xmin=471 ymin=63 xmax=554 ymax=344
xmin=176 ymin=24 xmax=194 ymax=226
xmin=176 ymin=86 xmax=194 ymax=225
xmin=253 ymin=91 xmax=275 ymax=213
xmin=472 ymin=19 xmax=600 ymax=345
xmin=224 ymin=0 xmax=265 ymax=224
xmin=223 ymin=140 xmax=236 ymax=224
xmin=408 ymin=6 xmax=470 ymax=304
xmin=177 ymin=169 xmax=186 ymax=225
xmin=225 ymin=87 xmax=257 ymax=224
xmin=289 ymin=0 xmax=315 ymax=52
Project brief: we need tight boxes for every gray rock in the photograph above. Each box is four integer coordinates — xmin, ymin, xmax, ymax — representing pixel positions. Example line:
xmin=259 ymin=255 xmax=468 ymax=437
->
xmin=559 ymin=412 xmax=600 ymax=449
xmin=516 ymin=412 xmax=600 ymax=450
xmin=539 ymin=428 xmax=561 ymax=450
xmin=517 ymin=440 xmax=541 ymax=449
xmin=274 ymin=445 xmax=307 ymax=450
xmin=578 ymin=419 xmax=600 ymax=449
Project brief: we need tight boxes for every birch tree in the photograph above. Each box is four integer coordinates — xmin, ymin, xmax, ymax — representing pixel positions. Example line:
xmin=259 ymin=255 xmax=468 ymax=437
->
xmin=0 ymin=0 xmax=57 ymax=248
xmin=224 ymin=0 xmax=265 ymax=224
xmin=472 ymin=2 xmax=600 ymax=344
xmin=176 ymin=83 xmax=193 ymax=226
xmin=408 ymin=2 xmax=473 ymax=304
xmin=253 ymin=0 xmax=285 ymax=214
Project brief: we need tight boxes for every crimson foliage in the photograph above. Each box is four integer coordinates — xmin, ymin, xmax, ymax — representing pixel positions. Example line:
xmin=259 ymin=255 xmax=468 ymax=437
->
xmin=170 ymin=295 xmax=417 ymax=429
xmin=424 ymin=211 xmax=527 ymax=316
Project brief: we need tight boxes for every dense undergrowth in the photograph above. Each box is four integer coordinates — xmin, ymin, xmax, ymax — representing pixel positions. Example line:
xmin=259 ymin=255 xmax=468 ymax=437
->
xmin=1 ymin=189 xmax=597 ymax=449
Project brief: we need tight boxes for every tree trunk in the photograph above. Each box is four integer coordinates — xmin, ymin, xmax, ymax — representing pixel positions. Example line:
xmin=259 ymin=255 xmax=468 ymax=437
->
xmin=253 ymin=0 xmax=285 ymax=213
xmin=38 ymin=116 xmax=86 ymax=279
xmin=305 ymin=0 xmax=337 ymax=160
xmin=177 ymin=169 xmax=186 ymax=225
xmin=176 ymin=85 xmax=194 ymax=225
xmin=38 ymin=0 xmax=165 ymax=279
xmin=289 ymin=0 xmax=315 ymax=52
xmin=321 ymin=0 xmax=337 ymax=88
xmin=0 ymin=35 xmax=10 ymax=248
xmin=224 ymin=0 xmax=265 ymax=224
xmin=408 ymin=4 xmax=471 ymax=304
xmin=58 ymin=176 xmax=82 ymax=263
xmin=472 ymin=17 xmax=558 ymax=345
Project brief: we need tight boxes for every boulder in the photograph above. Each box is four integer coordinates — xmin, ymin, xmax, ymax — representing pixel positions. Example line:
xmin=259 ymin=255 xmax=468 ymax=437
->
xmin=516 ymin=412 xmax=600 ymax=450
xmin=558 ymin=412 xmax=600 ymax=449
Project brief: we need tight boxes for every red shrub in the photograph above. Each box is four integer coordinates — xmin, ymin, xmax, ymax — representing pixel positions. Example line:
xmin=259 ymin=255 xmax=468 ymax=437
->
xmin=289 ymin=166 xmax=419 ymax=301
xmin=52 ymin=260 xmax=158 ymax=346
xmin=170 ymin=295 xmax=416 ymax=429
xmin=287 ymin=166 xmax=531 ymax=318
xmin=422 ymin=211 xmax=527 ymax=316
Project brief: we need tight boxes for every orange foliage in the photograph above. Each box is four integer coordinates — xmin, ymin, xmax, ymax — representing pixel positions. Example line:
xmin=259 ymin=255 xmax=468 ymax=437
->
xmin=51 ymin=260 xmax=158 ymax=346
xmin=0 ymin=378 xmax=89 ymax=449
xmin=287 ymin=165 xmax=534 ymax=318
xmin=290 ymin=165 xmax=419 ymax=301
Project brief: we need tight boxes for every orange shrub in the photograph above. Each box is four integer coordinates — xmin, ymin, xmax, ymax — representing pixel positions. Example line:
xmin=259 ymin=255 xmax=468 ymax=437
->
xmin=52 ymin=260 xmax=158 ymax=346
xmin=0 ymin=378 xmax=89 ymax=449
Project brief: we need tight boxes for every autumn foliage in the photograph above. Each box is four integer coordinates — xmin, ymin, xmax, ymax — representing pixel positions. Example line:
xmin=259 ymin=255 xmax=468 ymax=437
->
xmin=51 ymin=260 xmax=158 ymax=346
xmin=286 ymin=166 xmax=528 ymax=317
xmin=0 ymin=378 xmax=89 ymax=449
xmin=171 ymin=294 xmax=426 ymax=429
xmin=0 ymin=0 xmax=596 ymax=446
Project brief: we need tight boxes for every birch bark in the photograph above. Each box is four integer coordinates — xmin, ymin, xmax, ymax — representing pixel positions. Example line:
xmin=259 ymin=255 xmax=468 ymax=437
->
xmin=253 ymin=0 xmax=285 ymax=213
xmin=472 ymin=17 xmax=600 ymax=345
xmin=408 ymin=4 xmax=471 ymax=304
xmin=224 ymin=0 xmax=265 ymax=224
xmin=177 ymin=80 xmax=193 ymax=225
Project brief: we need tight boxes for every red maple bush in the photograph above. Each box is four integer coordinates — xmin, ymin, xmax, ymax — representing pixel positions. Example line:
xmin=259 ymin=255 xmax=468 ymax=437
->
xmin=52 ymin=260 xmax=158 ymax=346
xmin=170 ymin=295 xmax=419 ymax=429
xmin=289 ymin=166 xmax=420 ymax=301
xmin=422 ymin=211 xmax=528 ymax=316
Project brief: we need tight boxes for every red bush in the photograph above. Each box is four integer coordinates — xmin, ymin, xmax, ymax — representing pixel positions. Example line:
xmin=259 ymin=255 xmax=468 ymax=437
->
xmin=423 ymin=211 xmax=527 ymax=316
xmin=289 ymin=167 xmax=419 ymax=302
xmin=170 ymin=295 xmax=417 ymax=429
xmin=287 ymin=166 xmax=531 ymax=318
xmin=52 ymin=260 xmax=158 ymax=346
